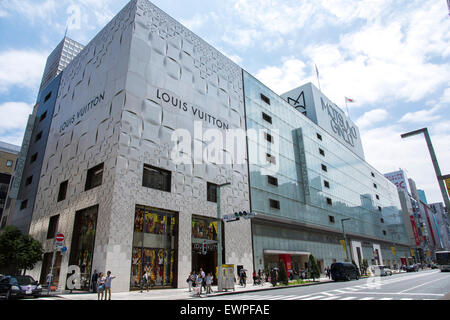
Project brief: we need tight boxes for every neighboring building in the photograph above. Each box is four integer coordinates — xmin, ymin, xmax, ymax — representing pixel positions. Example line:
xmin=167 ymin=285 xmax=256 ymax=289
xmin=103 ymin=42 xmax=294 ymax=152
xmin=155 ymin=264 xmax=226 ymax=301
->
xmin=6 ymin=37 xmax=83 ymax=234
xmin=418 ymin=189 xmax=428 ymax=204
xmin=0 ymin=141 xmax=20 ymax=225
xmin=429 ymin=202 xmax=450 ymax=250
xmin=384 ymin=170 xmax=441 ymax=263
xmin=248 ymin=77 xmax=411 ymax=274
xmin=40 ymin=37 xmax=84 ymax=91
xmin=22 ymin=0 xmax=412 ymax=293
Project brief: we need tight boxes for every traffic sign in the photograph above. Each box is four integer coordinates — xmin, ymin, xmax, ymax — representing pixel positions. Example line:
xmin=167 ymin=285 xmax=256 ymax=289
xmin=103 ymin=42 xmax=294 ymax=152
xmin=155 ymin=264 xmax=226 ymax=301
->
xmin=55 ymin=233 xmax=64 ymax=242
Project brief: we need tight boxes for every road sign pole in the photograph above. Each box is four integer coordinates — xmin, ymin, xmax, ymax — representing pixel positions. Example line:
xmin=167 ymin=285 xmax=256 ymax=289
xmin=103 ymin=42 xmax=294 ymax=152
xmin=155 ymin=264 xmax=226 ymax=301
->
xmin=48 ymin=247 xmax=56 ymax=295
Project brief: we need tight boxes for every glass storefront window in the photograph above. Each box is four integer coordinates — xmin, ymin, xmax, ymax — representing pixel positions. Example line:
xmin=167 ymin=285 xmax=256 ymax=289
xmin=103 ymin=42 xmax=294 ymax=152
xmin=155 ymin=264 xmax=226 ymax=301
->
xmin=68 ymin=205 xmax=98 ymax=291
xmin=131 ymin=205 xmax=178 ymax=290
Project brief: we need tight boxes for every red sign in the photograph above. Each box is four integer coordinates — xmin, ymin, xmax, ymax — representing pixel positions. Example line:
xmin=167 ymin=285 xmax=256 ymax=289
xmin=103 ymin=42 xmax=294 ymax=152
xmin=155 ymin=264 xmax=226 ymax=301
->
xmin=409 ymin=216 xmax=420 ymax=246
xmin=55 ymin=233 xmax=64 ymax=242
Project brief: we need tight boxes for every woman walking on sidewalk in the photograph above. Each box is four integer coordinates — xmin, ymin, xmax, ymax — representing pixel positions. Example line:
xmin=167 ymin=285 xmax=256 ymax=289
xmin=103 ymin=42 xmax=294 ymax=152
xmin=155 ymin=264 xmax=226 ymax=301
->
xmin=97 ymin=272 xmax=105 ymax=300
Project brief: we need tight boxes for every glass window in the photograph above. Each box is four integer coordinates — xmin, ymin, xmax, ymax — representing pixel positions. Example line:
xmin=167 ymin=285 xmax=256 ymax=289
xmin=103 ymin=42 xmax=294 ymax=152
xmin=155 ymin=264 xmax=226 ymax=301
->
xmin=324 ymin=180 xmax=330 ymax=188
xmin=47 ymin=215 xmax=59 ymax=239
xmin=207 ymin=182 xmax=217 ymax=203
xmin=131 ymin=205 xmax=178 ymax=289
xmin=20 ymin=199 xmax=28 ymax=210
xmin=31 ymin=153 xmax=38 ymax=164
xmin=321 ymin=164 xmax=327 ymax=172
xmin=265 ymin=132 xmax=273 ymax=143
xmin=6 ymin=160 xmax=13 ymax=167
xmin=85 ymin=163 xmax=104 ymax=191
xmin=268 ymin=176 xmax=278 ymax=186
xmin=317 ymin=133 xmax=322 ymax=141
xmin=269 ymin=199 xmax=280 ymax=209
xmin=58 ymin=180 xmax=68 ymax=202
xmin=262 ymin=112 xmax=272 ymax=124
xmin=260 ymin=93 xmax=271 ymax=105
xmin=39 ymin=111 xmax=47 ymax=122
xmin=143 ymin=164 xmax=171 ymax=192
xmin=25 ymin=176 xmax=33 ymax=186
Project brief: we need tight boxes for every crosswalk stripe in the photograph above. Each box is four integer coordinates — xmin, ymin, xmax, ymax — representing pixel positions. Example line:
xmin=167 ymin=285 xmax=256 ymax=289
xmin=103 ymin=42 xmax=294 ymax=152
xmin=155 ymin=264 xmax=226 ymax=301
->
xmin=379 ymin=298 xmax=393 ymax=300
xmin=302 ymin=295 xmax=326 ymax=300
xmin=401 ymin=298 xmax=413 ymax=300
xmin=319 ymin=296 xmax=340 ymax=300
xmin=359 ymin=297 xmax=375 ymax=300
xmin=278 ymin=295 xmax=304 ymax=300
xmin=283 ymin=294 xmax=314 ymax=300
xmin=266 ymin=295 xmax=288 ymax=300
xmin=321 ymin=292 xmax=336 ymax=296
xmin=340 ymin=296 xmax=357 ymax=300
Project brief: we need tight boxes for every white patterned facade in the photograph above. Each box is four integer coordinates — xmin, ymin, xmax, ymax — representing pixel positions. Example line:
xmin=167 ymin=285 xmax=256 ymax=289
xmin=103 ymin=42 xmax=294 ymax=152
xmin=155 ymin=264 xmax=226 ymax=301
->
xmin=28 ymin=0 xmax=253 ymax=292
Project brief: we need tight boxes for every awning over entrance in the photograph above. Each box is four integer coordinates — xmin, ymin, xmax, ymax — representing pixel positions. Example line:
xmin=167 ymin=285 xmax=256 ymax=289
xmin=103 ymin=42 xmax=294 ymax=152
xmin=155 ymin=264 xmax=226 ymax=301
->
xmin=264 ymin=250 xmax=311 ymax=256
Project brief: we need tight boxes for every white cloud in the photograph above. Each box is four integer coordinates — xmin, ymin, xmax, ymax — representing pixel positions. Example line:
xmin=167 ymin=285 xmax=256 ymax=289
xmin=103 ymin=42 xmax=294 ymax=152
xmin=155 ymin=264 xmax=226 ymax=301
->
xmin=399 ymin=106 xmax=441 ymax=124
xmin=255 ymin=58 xmax=310 ymax=94
xmin=356 ymin=109 xmax=389 ymax=128
xmin=0 ymin=102 xmax=33 ymax=131
xmin=0 ymin=0 xmax=58 ymax=23
xmin=0 ymin=49 xmax=48 ymax=93
xmin=361 ymin=123 xmax=450 ymax=204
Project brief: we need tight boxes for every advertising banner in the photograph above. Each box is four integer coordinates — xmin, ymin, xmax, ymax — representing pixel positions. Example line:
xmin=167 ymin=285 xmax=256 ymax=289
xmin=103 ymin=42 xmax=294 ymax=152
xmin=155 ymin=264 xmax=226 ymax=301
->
xmin=409 ymin=215 xmax=420 ymax=246
xmin=340 ymin=239 xmax=347 ymax=252
xmin=384 ymin=170 xmax=409 ymax=193
xmin=391 ymin=246 xmax=396 ymax=256
xmin=446 ymin=178 xmax=450 ymax=198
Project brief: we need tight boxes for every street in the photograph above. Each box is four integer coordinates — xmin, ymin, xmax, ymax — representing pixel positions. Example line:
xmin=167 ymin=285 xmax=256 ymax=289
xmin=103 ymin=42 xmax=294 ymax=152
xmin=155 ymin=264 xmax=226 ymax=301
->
xmin=201 ymin=270 xmax=450 ymax=301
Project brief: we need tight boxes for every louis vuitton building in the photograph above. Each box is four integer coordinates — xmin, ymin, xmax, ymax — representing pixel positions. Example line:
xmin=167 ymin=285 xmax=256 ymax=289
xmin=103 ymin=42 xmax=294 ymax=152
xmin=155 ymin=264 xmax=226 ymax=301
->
xmin=22 ymin=0 xmax=414 ymax=293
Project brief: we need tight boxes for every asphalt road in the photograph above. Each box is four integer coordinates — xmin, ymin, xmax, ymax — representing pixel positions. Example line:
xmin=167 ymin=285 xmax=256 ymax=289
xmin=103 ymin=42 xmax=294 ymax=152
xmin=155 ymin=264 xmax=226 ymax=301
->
xmin=202 ymin=269 xmax=450 ymax=301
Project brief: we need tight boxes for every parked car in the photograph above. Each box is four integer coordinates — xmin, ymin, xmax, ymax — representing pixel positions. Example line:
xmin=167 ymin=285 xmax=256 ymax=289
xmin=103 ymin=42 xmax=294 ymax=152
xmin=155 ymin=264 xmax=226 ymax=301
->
xmin=406 ymin=264 xmax=419 ymax=272
xmin=431 ymin=264 xmax=439 ymax=269
xmin=330 ymin=262 xmax=360 ymax=281
xmin=0 ymin=275 xmax=42 ymax=299
xmin=372 ymin=265 xmax=393 ymax=276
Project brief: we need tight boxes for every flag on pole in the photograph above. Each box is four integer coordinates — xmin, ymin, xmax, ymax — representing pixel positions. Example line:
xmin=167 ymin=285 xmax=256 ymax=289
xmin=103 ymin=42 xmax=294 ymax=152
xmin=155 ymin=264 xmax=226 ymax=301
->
xmin=345 ymin=97 xmax=355 ymax=103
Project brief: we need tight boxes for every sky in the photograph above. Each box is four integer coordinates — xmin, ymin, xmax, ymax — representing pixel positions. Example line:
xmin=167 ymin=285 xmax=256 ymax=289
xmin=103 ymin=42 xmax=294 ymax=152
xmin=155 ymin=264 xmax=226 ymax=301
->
xmin=0 ymin=0 xmax=449 ymax=204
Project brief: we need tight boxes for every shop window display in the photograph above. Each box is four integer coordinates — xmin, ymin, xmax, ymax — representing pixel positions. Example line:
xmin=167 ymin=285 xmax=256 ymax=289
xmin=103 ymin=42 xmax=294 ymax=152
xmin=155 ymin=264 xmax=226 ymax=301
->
xmin=131 ymin=205 xmax=178 ymax=289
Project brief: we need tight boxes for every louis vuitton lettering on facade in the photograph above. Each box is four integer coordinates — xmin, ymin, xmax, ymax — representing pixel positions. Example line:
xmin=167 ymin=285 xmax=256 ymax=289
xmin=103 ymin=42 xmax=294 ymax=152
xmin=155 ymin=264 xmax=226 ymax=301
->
xmin=59 ymin=91 xmax=106 ymax=133
xmin=157 ymin=88 xmax=230 ymax=130
xmin=321 ymin=97 xmax=358 ymax=147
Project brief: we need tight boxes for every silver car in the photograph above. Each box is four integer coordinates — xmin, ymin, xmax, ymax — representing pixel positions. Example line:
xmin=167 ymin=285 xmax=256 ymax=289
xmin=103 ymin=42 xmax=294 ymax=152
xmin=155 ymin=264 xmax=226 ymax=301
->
xmin=372 ymin=265 xmax=393 ymax=276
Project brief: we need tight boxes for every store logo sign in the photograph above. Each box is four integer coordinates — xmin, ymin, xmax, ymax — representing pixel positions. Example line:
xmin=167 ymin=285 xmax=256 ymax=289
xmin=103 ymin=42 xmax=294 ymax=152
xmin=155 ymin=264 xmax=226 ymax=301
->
xmin=59 ymin=91 xmax=105 ymax=133
xmin=321 ymin=97 xmax=358 ymax=147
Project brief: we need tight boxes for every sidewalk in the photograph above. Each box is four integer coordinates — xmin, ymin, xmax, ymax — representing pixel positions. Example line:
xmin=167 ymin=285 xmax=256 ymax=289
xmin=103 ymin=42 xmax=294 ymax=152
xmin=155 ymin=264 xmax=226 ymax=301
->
xmin=41 ymin=277 xmax=333 ymax=300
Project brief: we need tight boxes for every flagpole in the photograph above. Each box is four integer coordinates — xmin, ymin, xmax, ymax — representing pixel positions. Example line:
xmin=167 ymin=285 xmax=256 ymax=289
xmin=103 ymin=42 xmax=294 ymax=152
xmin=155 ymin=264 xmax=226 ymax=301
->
xmin=345 ymin=98 xmax=350 ymax=119
xmin=315 ymin=64 xmax=321 ymax=91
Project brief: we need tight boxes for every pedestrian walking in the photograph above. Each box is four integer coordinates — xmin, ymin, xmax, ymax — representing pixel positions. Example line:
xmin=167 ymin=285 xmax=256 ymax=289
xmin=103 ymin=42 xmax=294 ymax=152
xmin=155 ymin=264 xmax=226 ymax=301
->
xmin=194 ymin=274 xmax=202 ymax=297
xmin=199 ymin=268 xmax=206 ymax=294
xmin=91 ymin=269 xmax=99 ymax=293
xmin=205 ymin=273 xmax=213 ymax=294
xmin=187 ymin=271 xmax=194 ymax=292
xmin=141 ymin=271 xmax=149 ymax=292
xmin=97 ymin=272 xmax=105 ymax=300
xmin=104 ymin=271 xmax=116 ymax=300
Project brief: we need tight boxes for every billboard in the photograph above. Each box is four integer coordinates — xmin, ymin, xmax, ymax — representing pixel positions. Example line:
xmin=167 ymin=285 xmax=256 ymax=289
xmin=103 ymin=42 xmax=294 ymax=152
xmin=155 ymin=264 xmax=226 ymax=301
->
xmin=384 ymin=170 xmax=410 ymax=193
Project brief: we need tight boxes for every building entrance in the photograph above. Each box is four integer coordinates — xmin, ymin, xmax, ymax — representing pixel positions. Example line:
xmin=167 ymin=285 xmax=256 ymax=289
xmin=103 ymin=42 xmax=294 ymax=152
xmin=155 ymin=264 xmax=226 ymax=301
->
xmin=191 ymin=216 xmax=224 ymax=284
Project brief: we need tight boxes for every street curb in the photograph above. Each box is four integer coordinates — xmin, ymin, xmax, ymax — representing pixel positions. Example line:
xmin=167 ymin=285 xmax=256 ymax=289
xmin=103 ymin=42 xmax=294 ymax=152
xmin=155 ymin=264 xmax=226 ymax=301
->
xmin=206 ymin=280 xmax=334 ymax=298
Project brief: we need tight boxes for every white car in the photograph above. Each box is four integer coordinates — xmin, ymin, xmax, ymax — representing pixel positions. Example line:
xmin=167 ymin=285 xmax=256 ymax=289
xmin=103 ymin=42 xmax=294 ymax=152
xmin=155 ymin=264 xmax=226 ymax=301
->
xmin=372 ymin=265 xmax=393 ymax=276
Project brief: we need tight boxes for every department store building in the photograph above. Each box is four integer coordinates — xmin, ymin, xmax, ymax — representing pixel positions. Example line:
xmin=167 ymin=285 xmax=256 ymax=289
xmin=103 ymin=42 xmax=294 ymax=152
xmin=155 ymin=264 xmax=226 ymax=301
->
xmin=23 ymin=0 xmax=413 ymax=292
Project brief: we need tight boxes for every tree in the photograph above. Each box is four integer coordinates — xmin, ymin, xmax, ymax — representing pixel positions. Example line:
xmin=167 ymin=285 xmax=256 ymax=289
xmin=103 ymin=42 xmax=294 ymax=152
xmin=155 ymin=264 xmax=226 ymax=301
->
xmin=278 ymin=261 xmax=288 ymax=285
xmin=0 ymin=226 xmax=43 ymax=275
xmin=352 ymin=260 xmax=361 ymax=277
xmin=308 ymin=254 xmax=321 ymax=281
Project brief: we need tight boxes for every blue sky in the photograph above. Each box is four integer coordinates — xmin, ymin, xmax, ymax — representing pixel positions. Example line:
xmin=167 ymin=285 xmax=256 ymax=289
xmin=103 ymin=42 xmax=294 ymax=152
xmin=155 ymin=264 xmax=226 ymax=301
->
xmin=0 ymin=0 xmax=449 ymax=203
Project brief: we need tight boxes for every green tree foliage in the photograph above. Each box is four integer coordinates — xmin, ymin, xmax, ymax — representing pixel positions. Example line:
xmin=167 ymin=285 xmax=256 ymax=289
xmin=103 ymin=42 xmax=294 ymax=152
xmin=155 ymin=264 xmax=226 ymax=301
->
xmin=0 ymin=226 xmax=43 ymax=275
xmin=352 ymin=260 xmax=361 ymax=277
xmin=308 ymin=254 xmax=321 ymax=281
xmin=278 ymin=261 xmax=288 ymax=285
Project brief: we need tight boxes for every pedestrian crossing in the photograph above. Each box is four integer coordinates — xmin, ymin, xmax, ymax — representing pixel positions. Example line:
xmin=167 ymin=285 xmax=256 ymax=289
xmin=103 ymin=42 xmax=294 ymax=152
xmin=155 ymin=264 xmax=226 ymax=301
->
xmin=203 ymin=293 xmax=437 ymax=301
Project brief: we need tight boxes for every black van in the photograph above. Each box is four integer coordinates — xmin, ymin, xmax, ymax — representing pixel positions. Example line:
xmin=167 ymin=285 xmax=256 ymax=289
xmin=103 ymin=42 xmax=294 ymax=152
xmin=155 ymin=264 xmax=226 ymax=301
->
xmin=330 ymin=262 xmax=360 ymax=281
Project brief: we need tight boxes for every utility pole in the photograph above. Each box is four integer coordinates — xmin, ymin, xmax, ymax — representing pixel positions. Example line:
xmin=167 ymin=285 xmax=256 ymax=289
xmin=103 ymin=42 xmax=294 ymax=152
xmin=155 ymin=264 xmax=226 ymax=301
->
xmin=216 ymin=182 xmax=230 ymax=293
xmin=401 ymin=128 xmax=450 ymax=211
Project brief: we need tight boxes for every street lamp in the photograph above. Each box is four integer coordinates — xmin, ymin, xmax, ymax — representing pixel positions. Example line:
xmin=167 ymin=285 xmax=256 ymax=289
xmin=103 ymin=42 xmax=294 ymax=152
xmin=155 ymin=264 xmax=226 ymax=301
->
xmin=216 ymin=182 xmax=230 ymax=293
xmin=400 ymin=128 xmax=450 ymax=211
xmin=341 ymin=218 xmax=351 ymax=262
